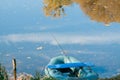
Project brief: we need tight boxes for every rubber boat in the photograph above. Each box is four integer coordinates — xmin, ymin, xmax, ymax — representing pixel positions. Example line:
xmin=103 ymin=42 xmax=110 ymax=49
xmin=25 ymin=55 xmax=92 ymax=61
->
xmin=45 ymin=56 xmax=99 ymax=80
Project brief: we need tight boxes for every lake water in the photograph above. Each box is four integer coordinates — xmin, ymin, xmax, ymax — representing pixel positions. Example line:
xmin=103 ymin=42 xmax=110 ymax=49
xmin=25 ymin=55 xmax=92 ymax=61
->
xmin=0 ymin=42 xmax=120 ymax=78
xmin=0 ymin=0 xmax=120 ymax=78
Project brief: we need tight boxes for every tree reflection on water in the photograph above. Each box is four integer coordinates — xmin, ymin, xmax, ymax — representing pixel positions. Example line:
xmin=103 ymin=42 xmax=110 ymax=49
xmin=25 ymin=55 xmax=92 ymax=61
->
xmin=43 ymin=0 xmax=120 ymax=24
xmin=43 ymin=0 xmax=73 ymax=17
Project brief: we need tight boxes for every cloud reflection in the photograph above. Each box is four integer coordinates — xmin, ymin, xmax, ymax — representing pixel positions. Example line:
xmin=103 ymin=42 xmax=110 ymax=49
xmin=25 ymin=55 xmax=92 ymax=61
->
xmin=0 ymin=33 xmax=120 ymax=45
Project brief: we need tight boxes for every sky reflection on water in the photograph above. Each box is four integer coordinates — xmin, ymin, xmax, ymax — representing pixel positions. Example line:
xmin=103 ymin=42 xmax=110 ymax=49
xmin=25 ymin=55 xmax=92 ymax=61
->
xmin=0 ymin=0 xmax=120 ymax=78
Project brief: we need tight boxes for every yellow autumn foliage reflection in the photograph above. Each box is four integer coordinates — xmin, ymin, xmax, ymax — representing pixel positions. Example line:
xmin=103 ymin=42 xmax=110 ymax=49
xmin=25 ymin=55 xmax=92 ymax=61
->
xmin=43 ymin=0 xmax=73 ymax=17
xmin=75 ymin=0 xmax=120 ymax=24
xmin=43 ymin=0 xmax=120 ymax=24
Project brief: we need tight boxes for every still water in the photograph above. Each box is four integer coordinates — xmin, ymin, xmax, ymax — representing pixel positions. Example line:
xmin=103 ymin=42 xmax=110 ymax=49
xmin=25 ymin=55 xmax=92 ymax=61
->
xmin=0 ymin=0 xmax=120 ymax=78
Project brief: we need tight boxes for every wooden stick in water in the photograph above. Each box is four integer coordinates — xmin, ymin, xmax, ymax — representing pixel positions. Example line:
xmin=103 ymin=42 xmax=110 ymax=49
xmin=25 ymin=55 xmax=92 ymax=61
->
xmin=12 ymin=58 xmax=17 ymax=80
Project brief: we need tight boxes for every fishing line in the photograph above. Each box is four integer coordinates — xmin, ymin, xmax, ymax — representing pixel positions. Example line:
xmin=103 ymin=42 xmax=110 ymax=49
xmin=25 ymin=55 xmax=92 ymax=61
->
xmin=49 ymin=32 xmax=66 ymax=55
xmin=41 ymin=32 xmax=68 ymax=74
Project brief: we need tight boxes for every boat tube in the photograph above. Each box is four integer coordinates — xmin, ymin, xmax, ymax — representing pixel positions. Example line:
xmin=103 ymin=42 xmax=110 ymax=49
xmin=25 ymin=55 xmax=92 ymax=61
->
xmin=45 ymin=56 xmax=99 ymax=80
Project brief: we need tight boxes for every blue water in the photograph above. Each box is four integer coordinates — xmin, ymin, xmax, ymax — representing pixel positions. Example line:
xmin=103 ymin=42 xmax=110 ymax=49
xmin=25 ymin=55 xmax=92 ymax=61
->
xmin=0 ymin=0 xmax=120 ymax=78
xmin=0 ymin=42 xmax=120 ymax=78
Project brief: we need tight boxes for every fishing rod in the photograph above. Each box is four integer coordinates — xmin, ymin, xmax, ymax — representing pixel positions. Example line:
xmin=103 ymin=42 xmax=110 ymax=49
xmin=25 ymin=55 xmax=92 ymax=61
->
xmin=49 ymin=33 xmax=67 ymax=55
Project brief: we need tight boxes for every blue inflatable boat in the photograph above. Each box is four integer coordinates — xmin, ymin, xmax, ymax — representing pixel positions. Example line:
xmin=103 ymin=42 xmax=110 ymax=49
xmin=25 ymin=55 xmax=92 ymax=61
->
xmin=45 ymin=56 xmax=99 ymax=80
